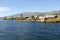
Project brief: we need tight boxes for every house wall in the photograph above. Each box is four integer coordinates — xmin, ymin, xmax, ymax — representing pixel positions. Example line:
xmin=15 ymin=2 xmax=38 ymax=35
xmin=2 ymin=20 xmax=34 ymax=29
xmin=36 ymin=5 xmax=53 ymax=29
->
xmin=38 ymin=16 xmax=45 ymax=22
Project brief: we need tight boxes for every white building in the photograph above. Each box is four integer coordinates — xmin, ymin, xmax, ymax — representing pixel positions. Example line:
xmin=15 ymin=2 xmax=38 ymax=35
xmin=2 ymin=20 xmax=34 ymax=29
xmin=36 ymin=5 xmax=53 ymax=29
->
xmin=38 ymin=16 xmax=45 ymax=22
xmin=45 ymin=15 xmax=57 ymax=18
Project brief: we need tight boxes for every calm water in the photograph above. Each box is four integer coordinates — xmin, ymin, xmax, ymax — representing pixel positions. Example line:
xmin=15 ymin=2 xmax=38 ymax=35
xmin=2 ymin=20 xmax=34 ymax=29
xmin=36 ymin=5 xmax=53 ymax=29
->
xmin=0 ymin=20 xmax=60 ymax=40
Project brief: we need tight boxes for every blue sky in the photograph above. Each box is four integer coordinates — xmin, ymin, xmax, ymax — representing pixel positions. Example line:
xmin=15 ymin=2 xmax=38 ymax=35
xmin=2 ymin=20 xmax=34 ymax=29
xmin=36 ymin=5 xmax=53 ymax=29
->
xmin=0 ymin=0 xmax=60 ymax=17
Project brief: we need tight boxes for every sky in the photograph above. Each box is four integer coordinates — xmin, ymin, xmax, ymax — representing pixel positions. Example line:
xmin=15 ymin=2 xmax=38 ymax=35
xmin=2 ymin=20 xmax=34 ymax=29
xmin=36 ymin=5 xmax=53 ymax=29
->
xmin=0 ymin=0 xmax=60 ymax=17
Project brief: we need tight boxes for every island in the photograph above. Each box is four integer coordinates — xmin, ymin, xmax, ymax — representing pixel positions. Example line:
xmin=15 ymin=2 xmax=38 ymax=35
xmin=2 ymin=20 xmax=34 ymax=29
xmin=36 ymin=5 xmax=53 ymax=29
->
xmin=3 ymin=10 xmax=60 ymax=23
xmin=3 ymin=14 xmax=60 ymax=23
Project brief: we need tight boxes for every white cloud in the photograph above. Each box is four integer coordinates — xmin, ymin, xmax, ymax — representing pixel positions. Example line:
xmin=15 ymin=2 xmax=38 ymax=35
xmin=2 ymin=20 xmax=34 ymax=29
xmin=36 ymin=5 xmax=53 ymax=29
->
xmin=0 ymin=7 xmax=11 ymax=12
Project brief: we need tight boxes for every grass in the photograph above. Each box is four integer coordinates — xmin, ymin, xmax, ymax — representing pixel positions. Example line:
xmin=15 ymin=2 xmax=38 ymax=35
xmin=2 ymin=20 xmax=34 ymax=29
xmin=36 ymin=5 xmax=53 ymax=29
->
xmin=45 ymin=16 xmax=60 ymax=23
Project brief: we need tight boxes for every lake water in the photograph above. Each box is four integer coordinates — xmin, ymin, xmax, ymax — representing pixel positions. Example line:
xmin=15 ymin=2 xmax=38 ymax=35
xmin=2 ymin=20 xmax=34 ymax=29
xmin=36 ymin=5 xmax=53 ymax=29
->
xmin=0 ymin=20 xmax=60 ymax=40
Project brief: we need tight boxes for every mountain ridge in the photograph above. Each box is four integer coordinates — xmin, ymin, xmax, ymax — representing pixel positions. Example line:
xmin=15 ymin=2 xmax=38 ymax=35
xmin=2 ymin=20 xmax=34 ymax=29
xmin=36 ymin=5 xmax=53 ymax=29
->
xmin=4 ymin=10 xmax=60 ymax=17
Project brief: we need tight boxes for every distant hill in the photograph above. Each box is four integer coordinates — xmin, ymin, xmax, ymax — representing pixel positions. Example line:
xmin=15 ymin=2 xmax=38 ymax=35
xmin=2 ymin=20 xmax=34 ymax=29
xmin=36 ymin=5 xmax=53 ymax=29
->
xmin=4 ymin=10 xmax=60 ymax=17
